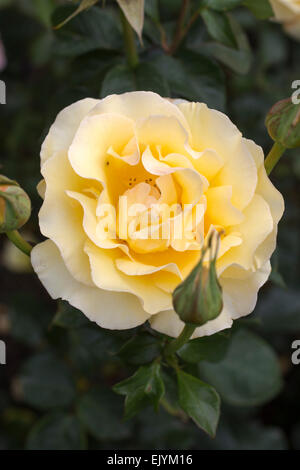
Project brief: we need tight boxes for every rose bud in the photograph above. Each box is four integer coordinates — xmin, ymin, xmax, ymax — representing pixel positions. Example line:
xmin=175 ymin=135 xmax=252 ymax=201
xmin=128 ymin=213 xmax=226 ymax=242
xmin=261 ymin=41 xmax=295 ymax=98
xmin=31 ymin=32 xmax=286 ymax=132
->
xmin=266 ymin=98 xmax=300 ymax=149
xmin=0 ymin=175 xmax=31 ymax=233
xmin=172 ymin=232 xmax=223 ymax=327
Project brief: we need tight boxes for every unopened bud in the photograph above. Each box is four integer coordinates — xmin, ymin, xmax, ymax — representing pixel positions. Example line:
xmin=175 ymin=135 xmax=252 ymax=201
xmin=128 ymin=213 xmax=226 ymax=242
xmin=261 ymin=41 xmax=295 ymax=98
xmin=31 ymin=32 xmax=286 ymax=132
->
xmin=266 ymin=98 xmax=300 ymax=149
xmin=172 ymin=232 xmax=223 ymax=326
xmin=0 ymin=175 xmax=31 ymax=233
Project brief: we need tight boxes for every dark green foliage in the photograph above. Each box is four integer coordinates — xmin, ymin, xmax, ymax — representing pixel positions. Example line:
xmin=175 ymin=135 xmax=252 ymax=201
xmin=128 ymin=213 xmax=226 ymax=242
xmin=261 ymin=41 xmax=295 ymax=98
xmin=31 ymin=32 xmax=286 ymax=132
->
xmin=26 ymin=412 xmax=87 ymax=450
xmin=177 ymin=370 xmax=220 ymax=437
xmin=199 ymin=328 xmax=283 ymax=406
xmin=113 ymin=363 xmax=165 ymax=419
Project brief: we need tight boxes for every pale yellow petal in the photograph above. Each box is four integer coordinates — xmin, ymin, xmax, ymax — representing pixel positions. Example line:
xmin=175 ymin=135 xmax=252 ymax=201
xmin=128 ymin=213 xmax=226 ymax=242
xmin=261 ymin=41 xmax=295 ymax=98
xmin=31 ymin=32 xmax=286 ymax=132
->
xmin=212 ymin=139 xmax=257 ymax=211
xmin=115 ymin=257 xmax=182 ymax=278
xmin=89 ymin=91 xmax=190 ymax=135
xmin=177 ymin=101 xmax=241 ymax=161
xmin=190 ymin=148 xmax=223 ymax=181
xmin=142 ymin=146 xmax=181 ymax=175
xmin=178 ymin=102 xmax=257 ymax=210
xmin=206 ymin=186 xmax=244 ymax=227
xmin=220 ymin=261 xmax=271 ymax=319
xmin=138 ymin=115 xmax=188 ymax=154
xmin=141 ymin=146 xmax=205 ymax=206
xmin=149 ymin=307 xmax=233 ymax=338
xmin=218 ymin=233 xmax=242 ymax=259
xmin=41 ymin=98 xmax=99 ymax=166
xmin=84 ymin=240 xmax=172 ymax=314
xmin=66 ymin=190 xmax=128 ymax=252
xmin=156 ymin=175 xmax=178 ymax=205
xmin=31 ymin=240 xmax=150 ymax=329
xmin=218 ymin=194 xmax=274 ymax=271
xmin=40 ymin=150 xmax=94 ymax=285
xmin=245 ymin=138 xmax=284 ymax=224
xmin=256 ymin=167 xmax=285 ymax=224
xmin=68 ymin=113 xmax=137 ymax=185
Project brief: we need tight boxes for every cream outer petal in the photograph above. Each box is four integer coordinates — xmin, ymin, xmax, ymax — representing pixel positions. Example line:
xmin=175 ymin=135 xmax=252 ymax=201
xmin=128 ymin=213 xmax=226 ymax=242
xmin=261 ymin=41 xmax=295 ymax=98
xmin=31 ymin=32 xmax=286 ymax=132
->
xmin=149 ymin=306 xmax=233 ymax=339
xmin=177 ymin=102 xmax=258 ymax=211
xmin=40 ymin=151 xmax=94 ymax=286
xmin=41 ymin=98 xmax=99 ymax=167
xmin=220 ymin=261 xmax=271 ymax=320
xmin=31 ymin=240 xmax=150 ymax=329
xmin=88 ymin=91 xmax=191 ymax=136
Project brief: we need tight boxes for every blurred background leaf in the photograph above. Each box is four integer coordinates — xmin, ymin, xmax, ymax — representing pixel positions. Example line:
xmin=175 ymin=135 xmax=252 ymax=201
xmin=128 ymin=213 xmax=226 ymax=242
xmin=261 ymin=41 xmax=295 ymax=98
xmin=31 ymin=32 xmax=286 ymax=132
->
xmin=198 ymin=328 xmax=283 ymax=406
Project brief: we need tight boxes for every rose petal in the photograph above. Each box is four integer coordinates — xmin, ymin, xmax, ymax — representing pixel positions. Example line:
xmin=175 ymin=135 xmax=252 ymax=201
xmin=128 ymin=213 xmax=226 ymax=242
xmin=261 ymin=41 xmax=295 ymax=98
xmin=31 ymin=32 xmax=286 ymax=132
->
xmin=40 ymin=150 xmax=94 ymax=285
xmin=220 ymin=261 xmax=271 ymax=319
xmin=218 ymin=194 xmax=274 ymax=271
xmin=31 ymin=240 xmax=150 ymax=329
xmin=84 ymin=240 xmax=172 ymax=314
xmin=206 ymin=185 xmax=244 ymax=227
xmin=41 ymin=98 xmax=99 ymax=167
xmin=89 ymin=91 xmax=190 ymax=135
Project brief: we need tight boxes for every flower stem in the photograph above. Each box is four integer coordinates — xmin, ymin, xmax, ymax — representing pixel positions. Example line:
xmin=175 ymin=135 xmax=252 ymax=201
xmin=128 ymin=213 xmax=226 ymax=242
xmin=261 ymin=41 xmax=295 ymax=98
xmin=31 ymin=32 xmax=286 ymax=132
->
xmin=6 ymin=230 xmax=32 ymax=256
xmin=120 ymin=10 xmax=139 ymax=69
xmin=160 ymin=397 xmax=187 ymax=421
xmin=169 ymin=0 xmax=189 ymax=55
xmin=165 ymin=324 xmax=196 ymax=357
xmin=264 ymin=142 xmax=286 ymax=175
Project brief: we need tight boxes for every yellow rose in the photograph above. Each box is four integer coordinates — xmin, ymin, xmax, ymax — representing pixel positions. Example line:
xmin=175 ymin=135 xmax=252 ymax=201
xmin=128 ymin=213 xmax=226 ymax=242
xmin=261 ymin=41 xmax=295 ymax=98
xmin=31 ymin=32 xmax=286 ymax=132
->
xmin=270 ymin=0 xmax=300 ymax=39
xmin=31 ymin=92 xmax=284 ymax=338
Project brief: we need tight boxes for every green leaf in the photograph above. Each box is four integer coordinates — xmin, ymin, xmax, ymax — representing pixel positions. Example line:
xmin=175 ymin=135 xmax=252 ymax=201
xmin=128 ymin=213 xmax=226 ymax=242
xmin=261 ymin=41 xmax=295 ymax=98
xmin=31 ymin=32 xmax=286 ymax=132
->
xmin=68 ymin=325 xmax=132 ymax=371
xmin=77 ymin=387 xmax=131 ymax=441
xmin=199 ymin=328 xmax=283 ymax=406
xmin=100 ymin=62 xmax=170 ymax=97
xmin=258 ymin=26 xmax=288 ymax=69
xmin=117 ymin=0 xmax=145 ymax=40
xmin=152 ymin=52 xmax=225 ymax=110
xmin=52 ymin=301 xmax=90 ymax=329
xmin=9 ymin=292 xmax=52 ymax=347
xmin=203 ymin=13 xmax=252 ymax=74
xmin=53 ymin=7 xmax=122 ymax=57
xmin=113 ymin=362 xmax=165 ymax=420
xmin=255 ymin=287 xmax=300 ymax=334
xmin=204 ymin=43 xmax=251 ymax=74
xmin=201 ymin=10 xmax=237 ymax=48
xmin=20 ymin=352 xmax=76 ymax=410
xmin=242 ymin=0 xmax=273 ymax=19
xmin=117 ymin=332 xmax=161 ymax=365
xmin=54 ymin=0 xmax=99 ymax=30
xmin=202 ymin=0 xmax=243 ymax=11
xmin=144 ymin=0 xmax=159 ymax=22
xmin=177 ymin=370 xmax=220 ymax=437
xmin=101 ymin=64 xmax=134 ymax=95
xmin=26 ymin=412 xmax=86 ymax=450
xmin=178 ymin=331 xmax=230 ymax=363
